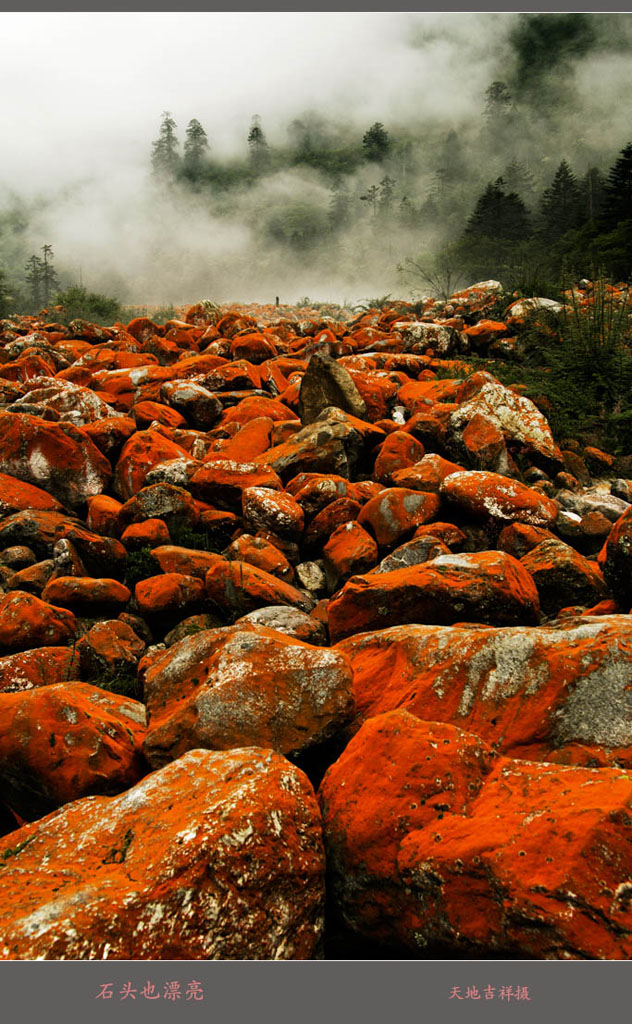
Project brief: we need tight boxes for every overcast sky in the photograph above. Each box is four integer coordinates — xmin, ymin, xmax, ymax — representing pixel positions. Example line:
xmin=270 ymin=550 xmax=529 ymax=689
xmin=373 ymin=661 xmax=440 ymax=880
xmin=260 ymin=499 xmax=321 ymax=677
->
xmin=0 ymin=12 xmax=514 ymax=191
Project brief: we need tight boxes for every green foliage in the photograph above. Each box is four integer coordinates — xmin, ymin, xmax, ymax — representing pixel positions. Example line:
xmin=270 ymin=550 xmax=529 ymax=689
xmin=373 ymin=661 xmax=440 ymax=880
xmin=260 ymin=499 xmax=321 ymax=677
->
xmin=55 ymin=285 xmax=122 ymax=326
xmin=123 ymin=546 xmax=158 ymax=589
xmin=168 ymin=521 xmax=223 ymax=553
xmin=539 ymin=160 xmax=583 ymax=242
xmin=151 ymin=111 xmax=180 ymax=181
xmin=362 ymin=122 xmax=390 ymax=162
xmin=485 ymin=279 xmax=632 ymax=451
xmin=97 ymin=665 xmax=143 ymax=701
xmin=183 ymin=118 xmax=209 ymax=183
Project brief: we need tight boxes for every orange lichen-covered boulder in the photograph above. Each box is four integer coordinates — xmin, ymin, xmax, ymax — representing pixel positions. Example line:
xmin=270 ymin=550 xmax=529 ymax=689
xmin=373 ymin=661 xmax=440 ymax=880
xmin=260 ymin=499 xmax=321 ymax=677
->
xmin=77 ymin=620 xmax=146 ymax=682
xmin=319 ymin=712 xmax=493 ymax=945
xmin=121 ymin=518 xmax=170 ymax=550
xmin=0 ymin=412 xmax=112 ymax=509
xmin=357 ymin=488 xmax=441 ymax=548
xmin=0 ymin=681 xmax=147 ymax=820
xmin=82 ymin=415 xmax=136 ymax=459
xmin=219 ymin=416 xmax=274 ymax=462
xmin=455 ymin=409 xmax=509 ymax=472
xmin=373 ymin=430 xmax=424 ymax=485
xmin=135 ymin=573 xmax=205 ymax=619
xmin=304 ymin=498 xmax=363 ymax=548
xmin=117 ymin=483 xmax=199 ymax=532
xmin=396 ymin=755 xmax=632 ymax=958
xmin=0 ymin=511 xmax=79 ymax=559
xmin=497 ymin=521 xmax=557 ymax=559
xmin=242 ymin=486 xmax=305 ymax=540
xmin=149 ymin=545 xmax=224 ymax=580
xmin=601 ymin=505 xmax=632 ymax=607
xmin=335 ymin=615 xmax=632 ymax=762
xmin=322 ymin=521 xmax=379 ymax=587
xmin=86 ymin=495 xmax=124 ymax=538
xmin=451 ymin=371 xmax=562 ymax=470
xmin=520 ymin=538 xmax=608 ymax=617
xmin=440 ymin=470 xmax=559 ymax=527
xmin=328 ymin=551 xmax=540 ymax=642
xmin=0 ymin=747 xmax=324 ymax=960
xmin=255 ymin=408 xmax=384 ymax=483
xmin=132 ymin=400 xmax=187 ymax=430
xmin=223 ymin=534 xmax=295 ymax=582
xmin=206 ymin=559 xmax=313 ymax=618
xmin=190 ymin=459 xmax=282 ymax=511
xmin=0 ymin=473 xmax=63 ymax=517
xmin=0 ymin=591 xmax=77 ymax=653
xmin=221 ymin=394 xmax=298 ymax=425
xmin=41 ymin=577 xmax=131 ymax=613
xmin=113 ymin=430 xmax=189 ymax=501
xmin=235 ymin=606 xmax=326 ymax=645
xmin=391 ymin=453 xmax=464 ymax=493
xmin=320 ymin=710 xmax=632 ymax=958
xmin=52 ymin=522 xmax=127 ymax=577
xmin=0 ymin=647 xmax=81 ymax=694
xmin=142 ymin=623 xmax=354 ymax=767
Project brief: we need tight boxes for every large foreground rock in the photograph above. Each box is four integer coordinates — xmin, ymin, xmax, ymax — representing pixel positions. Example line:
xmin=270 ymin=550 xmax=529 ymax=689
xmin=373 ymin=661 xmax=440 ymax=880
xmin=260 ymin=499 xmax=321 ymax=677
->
xmin=335 ymin=615 xmax=632 ymax=764
xmin=328 ymin=551 xmax=540 ymax=642
xmin=0 ymin=747 xmax=324 ymax=959
xmin=0 ymin=682 xmax=146 ymax=820
xmin=142 ymin=624 xmax=354 ymax=768
xmin=320 ymin=710 xmax=632 ymax=959
xmin=0 ymin=412 xmax=112 ymax=509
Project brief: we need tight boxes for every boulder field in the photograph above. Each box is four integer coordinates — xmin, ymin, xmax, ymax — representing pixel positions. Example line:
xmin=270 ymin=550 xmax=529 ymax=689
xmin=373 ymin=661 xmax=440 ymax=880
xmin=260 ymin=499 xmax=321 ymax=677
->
xmin=2 ymin=284 xmax=632 ymax=959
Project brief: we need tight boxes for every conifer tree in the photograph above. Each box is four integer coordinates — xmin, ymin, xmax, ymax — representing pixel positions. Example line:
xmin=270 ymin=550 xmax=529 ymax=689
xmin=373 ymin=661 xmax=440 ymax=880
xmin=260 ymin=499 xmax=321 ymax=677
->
xmin=600 ymin=142 xmax=632 ymax=232
xmin=40 ymin=244 xmax=58 ymax=307
xmin=24 ymin=254 xmax=43 ymax=310
xmin=362 ymin=122 xmax=390 ymax=162
xmin=183 ymin=118 xmax=209 ymax=178
xmin=151 ymin=111 xmax=180 ymax=180
xmin=465 ymin=178 xmax=530 ymax=241
xmin=248 ymin=115 xmax=270 ymax=172
xmin=539 ymin=160 xmax=583 ymax=241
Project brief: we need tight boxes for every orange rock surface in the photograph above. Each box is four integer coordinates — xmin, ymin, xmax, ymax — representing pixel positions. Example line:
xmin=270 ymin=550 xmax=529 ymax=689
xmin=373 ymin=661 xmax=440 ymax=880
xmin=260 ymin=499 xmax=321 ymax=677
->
xmin=0 ymin=747 xmax=324 ymax=959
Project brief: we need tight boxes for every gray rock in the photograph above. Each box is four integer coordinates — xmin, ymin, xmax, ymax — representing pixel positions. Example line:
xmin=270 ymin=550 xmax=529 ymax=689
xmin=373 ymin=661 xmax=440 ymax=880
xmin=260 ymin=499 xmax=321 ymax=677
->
xmin=298 ymin=352 xmax=367 ymax=425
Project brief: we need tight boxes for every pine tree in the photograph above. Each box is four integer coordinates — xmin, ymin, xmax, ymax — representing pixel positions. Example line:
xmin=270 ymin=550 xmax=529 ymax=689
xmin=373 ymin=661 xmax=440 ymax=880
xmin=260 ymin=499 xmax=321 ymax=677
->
xmin=539 ymin=160 xmax=583 ymax=241
xmin=465 ymin=178 xmax=531 ymax=241
xmin=362 ymin=122 xmax=390 ymax=162
xmin=580 ymin=167 xmax=605 ymax=223
xmin=151 ymin=111 xmax=180 ymax=180
xmin=379 ymin=176 xmax=396 ymax=212
xmin=360 ymin=184 xmax=380 ymax=217
xmin=503 ymin=159 xmax=536 ymax=207
xmin=40 ymin=245 xmax=58 ymax=307
xmin=484 ymin=81 xmax=513 ymax=121
xmin=183 ymin=118 xmax=209 ymax=179
xmin=25 ymin=255 xmax=43 ymax=310
xmin=248 ymin=115 xmax=270 ymax=173
xmin=328 ymin=180 xmax=351 ymax=230
xmin=600 ymin=143 xmax=632 ymax=233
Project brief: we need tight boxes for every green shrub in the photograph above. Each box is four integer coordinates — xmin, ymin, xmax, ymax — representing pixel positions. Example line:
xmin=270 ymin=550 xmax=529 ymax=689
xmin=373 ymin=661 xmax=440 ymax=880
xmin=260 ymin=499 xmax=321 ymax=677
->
xmin=56 ymin=285 xmax=122 ymax=325
xmin=123 ymin=546 xmax=158 ymax=588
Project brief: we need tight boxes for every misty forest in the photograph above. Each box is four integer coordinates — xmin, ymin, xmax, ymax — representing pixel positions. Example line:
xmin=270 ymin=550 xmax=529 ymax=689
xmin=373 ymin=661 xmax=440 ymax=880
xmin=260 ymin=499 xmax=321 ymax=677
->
xmin=7 ymin=12 xmax=632 ymax=969
xmin=2 ymin=12 xmax=632 ymax=314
